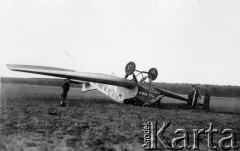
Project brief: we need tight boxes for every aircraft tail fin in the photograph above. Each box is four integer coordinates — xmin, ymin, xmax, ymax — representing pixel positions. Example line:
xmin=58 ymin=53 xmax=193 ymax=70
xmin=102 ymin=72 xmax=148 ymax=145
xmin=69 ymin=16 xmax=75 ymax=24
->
xmin=82 ymin=83 xmax=96 ymax=92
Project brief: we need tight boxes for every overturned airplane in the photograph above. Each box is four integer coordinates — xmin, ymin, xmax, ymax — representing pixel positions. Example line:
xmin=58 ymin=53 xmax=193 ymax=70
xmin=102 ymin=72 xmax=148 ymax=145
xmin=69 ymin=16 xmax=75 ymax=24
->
xmin=7 ymin=62 xmax=188 ymax=108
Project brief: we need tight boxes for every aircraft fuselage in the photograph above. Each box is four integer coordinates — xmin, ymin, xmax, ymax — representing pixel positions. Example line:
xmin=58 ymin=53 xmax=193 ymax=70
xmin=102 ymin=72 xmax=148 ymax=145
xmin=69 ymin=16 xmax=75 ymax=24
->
xmin=83 ymin=81 xmax=159 ymax=104
xmin=134 ymin=82 xmax=160 ymax=104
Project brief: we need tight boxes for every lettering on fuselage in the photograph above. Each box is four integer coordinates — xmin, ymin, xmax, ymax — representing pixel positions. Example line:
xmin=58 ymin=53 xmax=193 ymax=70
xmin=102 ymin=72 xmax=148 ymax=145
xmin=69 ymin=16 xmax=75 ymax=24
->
xmin=138 ymin=91 xmax=155 ymax=98
xmin=91 ymin=82 xmax=121 ymax=101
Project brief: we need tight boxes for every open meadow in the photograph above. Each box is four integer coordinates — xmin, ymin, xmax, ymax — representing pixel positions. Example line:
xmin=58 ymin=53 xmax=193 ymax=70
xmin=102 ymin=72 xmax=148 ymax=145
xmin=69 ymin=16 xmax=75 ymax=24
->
xmin=0 ymin=83 xmax=240 ymax=151
xmin=161 ymin=95 xmax=240 ymax=114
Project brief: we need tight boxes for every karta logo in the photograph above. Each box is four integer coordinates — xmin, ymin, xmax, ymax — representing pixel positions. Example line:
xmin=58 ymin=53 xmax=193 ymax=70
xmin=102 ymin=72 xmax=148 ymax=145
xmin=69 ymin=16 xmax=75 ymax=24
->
xmin=142 ymin=122 xmax=239 ymax=150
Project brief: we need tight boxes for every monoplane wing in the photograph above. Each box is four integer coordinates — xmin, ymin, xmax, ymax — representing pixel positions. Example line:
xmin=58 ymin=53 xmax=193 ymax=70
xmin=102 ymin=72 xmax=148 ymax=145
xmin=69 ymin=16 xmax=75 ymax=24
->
xmin=153 ymin=86 xmax=189 ymax=102
xmin=69 ymin=79 xmax=88 ymax=84
xmin=6 ymin=64 xmax=136 ymax=88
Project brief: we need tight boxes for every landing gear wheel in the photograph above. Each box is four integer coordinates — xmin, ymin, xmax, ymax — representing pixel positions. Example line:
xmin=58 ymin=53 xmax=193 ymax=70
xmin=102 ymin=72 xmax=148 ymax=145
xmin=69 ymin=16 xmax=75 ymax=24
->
xmin=125 ymin=62 xmax=136 ymax=78
xmin=148 ymin=68 xmax=158 ymax=81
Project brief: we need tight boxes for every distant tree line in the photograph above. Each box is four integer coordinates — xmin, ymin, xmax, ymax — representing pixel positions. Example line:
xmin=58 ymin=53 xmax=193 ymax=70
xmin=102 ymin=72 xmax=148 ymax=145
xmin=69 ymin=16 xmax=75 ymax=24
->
xmin=1 ymin=77 xmax=240 ymax=98
xmin=1 ymin=77 xmax=81 ymax=88
xmin=153 ymin=82 xmax=240 ymax=98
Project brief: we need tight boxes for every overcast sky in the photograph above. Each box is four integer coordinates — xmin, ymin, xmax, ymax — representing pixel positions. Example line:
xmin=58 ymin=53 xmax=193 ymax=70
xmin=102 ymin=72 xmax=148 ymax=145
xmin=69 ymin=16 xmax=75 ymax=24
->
xmin=0 ymin=0 xmax=240 ymax=86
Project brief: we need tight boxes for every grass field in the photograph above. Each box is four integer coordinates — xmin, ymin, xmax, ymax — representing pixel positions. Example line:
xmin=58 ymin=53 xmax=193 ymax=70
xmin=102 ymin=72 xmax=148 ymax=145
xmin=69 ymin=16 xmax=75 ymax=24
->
xmin=0 ymin=83 xmax=240 ymax=151
xmin=161 ymin=95 xmax=240 ymax=114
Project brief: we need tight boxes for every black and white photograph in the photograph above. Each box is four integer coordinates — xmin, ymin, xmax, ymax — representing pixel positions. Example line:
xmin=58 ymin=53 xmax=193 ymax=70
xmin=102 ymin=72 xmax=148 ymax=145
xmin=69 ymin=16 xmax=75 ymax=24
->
xmin=0 ymin=0 xmax=240 ymax=150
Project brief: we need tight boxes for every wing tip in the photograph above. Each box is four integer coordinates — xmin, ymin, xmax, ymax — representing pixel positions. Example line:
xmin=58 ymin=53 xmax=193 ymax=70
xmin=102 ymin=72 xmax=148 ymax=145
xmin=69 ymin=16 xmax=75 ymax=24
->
xmin=6 ymin=64 xmax=16 ymax=70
